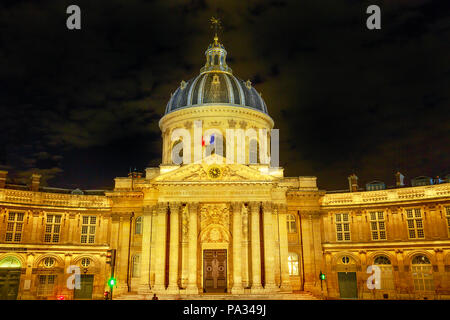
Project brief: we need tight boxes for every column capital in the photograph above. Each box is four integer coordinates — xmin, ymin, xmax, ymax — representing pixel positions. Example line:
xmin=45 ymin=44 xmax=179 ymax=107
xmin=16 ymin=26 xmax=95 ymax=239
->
xmin=188 ymin=202 xmax=199 ymax=212
xmin=169 ymin=202 xmax=182 ymax=211
xmin=143 ymin=205 xmax=154 ymax=216
xmin=249 ymin=201 xmax=260 ymax=213
xmin=276 ymin=203 xmax=288 ymax=214
xmin=261 ymin=201 xmax=272 ymax=212
xmin=157 ymin=202 xmax=168 ymax=214
xmin=231 ymin=202 xmax=243 ymax=213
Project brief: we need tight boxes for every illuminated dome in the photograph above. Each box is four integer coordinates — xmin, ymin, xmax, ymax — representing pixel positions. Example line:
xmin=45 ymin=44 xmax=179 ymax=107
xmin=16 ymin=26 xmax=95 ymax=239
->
xmin=165 ymin=35 xmax=268 ymax=115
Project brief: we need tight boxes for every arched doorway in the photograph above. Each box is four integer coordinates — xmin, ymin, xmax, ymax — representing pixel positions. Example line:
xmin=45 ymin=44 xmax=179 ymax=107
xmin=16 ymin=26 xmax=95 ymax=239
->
xmin=373 ymin=255 xmax=394 ymax=290
xmin=336 ymin=255 xmax=358 ymax=299
xmin=0 ymin=256 xmax=22 ymax=300
xmin=411 ymin=255 xmax=434 ymax=292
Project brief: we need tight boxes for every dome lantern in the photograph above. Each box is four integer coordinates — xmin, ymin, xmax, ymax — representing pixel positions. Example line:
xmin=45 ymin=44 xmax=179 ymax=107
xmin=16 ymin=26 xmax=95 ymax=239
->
xmin=200 ymin=34 xmax=232 ymax=75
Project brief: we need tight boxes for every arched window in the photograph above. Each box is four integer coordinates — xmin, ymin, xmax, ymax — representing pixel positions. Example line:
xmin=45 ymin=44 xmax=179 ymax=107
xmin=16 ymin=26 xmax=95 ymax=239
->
xmin=288 ymin=252 xmax=299 ymax=275
xmin=286 ymin=214 xmax=297 ymax=233
xmin=249 ymin=139 xmax=258 ymax=164
xmin=374 ymin=255 xmax=394 ymax=290
xmin=341 ymin=256 xmax=350 ymax=264
xmin=43 ymin=257 xmax=55 ymax=268
xmin=0 ymin=256 xmax=21 ymax=268
xmin=411 ymin=255 xmax=433 ymax=291
xmin=135 ymin=217 xmax=142 ymax=235
xmin=132 ymin=254 xmax=141 ymax=278
xmin=81 ymin=258 xmax=90 ymax=268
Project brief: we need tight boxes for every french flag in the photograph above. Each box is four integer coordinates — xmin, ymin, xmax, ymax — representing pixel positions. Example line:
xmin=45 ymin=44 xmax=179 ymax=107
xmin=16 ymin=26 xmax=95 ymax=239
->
xmin=202 ymin=134 xmax=215 ymax=147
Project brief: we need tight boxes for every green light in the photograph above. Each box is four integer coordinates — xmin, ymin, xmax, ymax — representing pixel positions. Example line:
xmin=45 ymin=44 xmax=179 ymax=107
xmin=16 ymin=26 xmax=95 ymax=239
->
xmin=320 ymin=273 xmax=326 ymax=280
xmin=108 ymin=277 xmax=116 ymax=287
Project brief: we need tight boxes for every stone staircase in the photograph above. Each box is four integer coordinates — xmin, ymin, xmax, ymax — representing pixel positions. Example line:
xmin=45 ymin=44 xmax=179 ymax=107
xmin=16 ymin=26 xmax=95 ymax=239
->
xmin=114 ymin=291 xmax=321 ymax=300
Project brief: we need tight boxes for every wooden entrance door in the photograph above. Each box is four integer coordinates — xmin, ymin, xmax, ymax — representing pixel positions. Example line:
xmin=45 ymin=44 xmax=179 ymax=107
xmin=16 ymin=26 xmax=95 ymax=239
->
xmin=203 ymin=249 xmax=227 ymax=293
xmin=74 ymin=274 xmax=94 ymax=299
xmin=0 ymin=269 xmax=21 ymax=300
xmin=338 ymin=272 xmax=358 ymax=299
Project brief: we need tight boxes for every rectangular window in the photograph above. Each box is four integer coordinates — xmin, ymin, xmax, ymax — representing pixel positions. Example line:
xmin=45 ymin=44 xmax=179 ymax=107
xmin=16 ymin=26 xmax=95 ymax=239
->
xmin=369 ymin=211 xmax=386 ymax=240
xmin=286 ymin=214 xmax=297 ymax=233
xmin=406 ymin=208 xmax=425 ymax=239
xmin=81 ymin=216 xmax=96 ymax=244
xmin=37 ymin=275 xmax=56 ymax=296
xmin=44 ymin=214 xmax=62 ymax=243
xmin=335 ymin=213 xmax=350 ymax=241
xmin=446 ymin=206 xmax=450 ymax=236
xmin=5 ymin=212 xmax=24 ymax=242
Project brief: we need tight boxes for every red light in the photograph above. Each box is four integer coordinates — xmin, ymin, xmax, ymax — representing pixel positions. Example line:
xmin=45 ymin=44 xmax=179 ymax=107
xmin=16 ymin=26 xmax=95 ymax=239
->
xmin=57 ymin=295 xmax=65 ymax=300
xmin=104 ymin=291 xmax=108 ymax=296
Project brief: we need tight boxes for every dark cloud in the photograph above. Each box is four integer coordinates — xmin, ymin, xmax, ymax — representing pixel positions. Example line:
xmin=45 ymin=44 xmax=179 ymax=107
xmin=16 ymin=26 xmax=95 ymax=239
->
xmin=0 ymin=0 xmax=449 ymax=190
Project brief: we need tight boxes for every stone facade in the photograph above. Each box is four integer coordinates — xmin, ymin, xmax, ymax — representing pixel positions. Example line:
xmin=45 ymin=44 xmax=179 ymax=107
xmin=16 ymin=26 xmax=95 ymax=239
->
xmin=0 ymin=174 xmax=448 ymax=300
xmin=0 ymin=34 xmax=449 ymax=300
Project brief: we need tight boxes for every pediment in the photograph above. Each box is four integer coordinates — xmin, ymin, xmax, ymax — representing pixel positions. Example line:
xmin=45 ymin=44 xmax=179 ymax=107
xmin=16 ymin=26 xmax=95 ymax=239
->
xmin=153 ymin=154 xmax=276 ymax=183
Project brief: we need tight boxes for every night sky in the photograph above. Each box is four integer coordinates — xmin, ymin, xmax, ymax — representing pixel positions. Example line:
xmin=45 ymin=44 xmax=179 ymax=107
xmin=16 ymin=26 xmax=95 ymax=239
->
xmin=0 ymin=0 xmax=449 ymax=191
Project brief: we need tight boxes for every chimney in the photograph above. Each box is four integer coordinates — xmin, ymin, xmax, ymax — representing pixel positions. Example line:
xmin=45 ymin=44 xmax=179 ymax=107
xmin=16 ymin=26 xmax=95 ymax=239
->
xmin=395 ymin=171 xmax=405 ymax=187
xmin=0 ymin=170 xmax=7 ymax=189
xmin=348 ymin=173 xmax=358 ymax=192
xmin=30 ymin=173 xmax=41 ymax=192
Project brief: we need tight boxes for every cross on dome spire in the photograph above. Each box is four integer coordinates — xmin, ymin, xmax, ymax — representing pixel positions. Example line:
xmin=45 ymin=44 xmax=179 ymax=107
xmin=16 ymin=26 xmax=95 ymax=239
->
xmin=210 ymin=16 xmax=221 ymax=42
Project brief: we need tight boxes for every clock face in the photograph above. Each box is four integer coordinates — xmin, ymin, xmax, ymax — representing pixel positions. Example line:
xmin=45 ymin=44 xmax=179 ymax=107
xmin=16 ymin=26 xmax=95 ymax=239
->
xmin=208 ymin=166 xmax=222 ymax=179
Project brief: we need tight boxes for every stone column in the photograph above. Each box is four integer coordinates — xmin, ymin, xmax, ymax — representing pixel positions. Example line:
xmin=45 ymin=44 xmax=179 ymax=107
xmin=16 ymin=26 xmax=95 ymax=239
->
xmin=272 ymin=208 xmax=281 ymax=287
xmin=186 ymin=202 xmax=199 ymax=294
xmin=231 ymin=202 xmax=244 ymax=294
xmin=138 ymin=205 xmax=154 ymax=294
xmin=153 ymin=203 xmax=168 ymax=293
xmin=250 ymin=202 xmax=263 ymax=293
xmin=242 ymin=205 xmax=250 ymax=288
xmin=149 ymin=206 xmax=157 ymax=287
xmin=167 ymin=202 xmax=181 ymax=293
xmin=180 ymin=205 xmax=189 ymax=288
xmin=116 ymin=213 xmax=132 ymax=294
xmin=278 ymin=204 xmax=292 ymax=292
xmin=262 ymin=202 xmax=276 ymax=291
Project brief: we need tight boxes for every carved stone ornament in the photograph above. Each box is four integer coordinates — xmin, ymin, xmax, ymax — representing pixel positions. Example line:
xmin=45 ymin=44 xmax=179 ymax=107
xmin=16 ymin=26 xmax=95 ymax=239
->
xmin=200 ymin=204 xmax=230 ymax=230
xmin=201 ymin=226 xmax=229 ymax=243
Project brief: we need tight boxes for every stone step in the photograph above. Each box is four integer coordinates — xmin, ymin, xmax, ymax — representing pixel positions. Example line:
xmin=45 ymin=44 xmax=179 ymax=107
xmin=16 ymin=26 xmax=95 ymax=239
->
xmin=114 ymin=291 xmax=321 ymax=300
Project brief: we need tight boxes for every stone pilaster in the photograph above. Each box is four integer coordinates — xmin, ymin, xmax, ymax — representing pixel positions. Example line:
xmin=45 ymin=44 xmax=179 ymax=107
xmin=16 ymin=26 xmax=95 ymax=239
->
xmin=241 ymin=205 xmax=250 ymax=288
xmin=20 ymin=253 xmax=35 ymax=300
xmin=231 ymin=202 xmax=244 ymax=294
xmin=115 ymin=213 xmax=132 ymax=294
xmin=262 ymin=202 xmax=277 ymax=291
xmin=250 ymin=202 xmax=263 ymax=293
xmin=167 ymin=202 xmax=181 ymax=293
xmin=277 ymin=204 xmax=292 ymax=292
xmin=186 ymin=202 xmax=199 ymax=294
xmin=180 ymin=205 xmax=189 ymax=288
xmin=149 ymin=207 xmax=157 ymax=288
xmin=138 ymin=205 xmax=154 ymax=294
xmin=31 ymin=210 xmax=40 ymax=243
xmin=153 ymin=203 xmax=168 ymax=293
